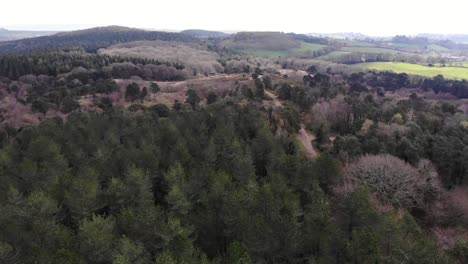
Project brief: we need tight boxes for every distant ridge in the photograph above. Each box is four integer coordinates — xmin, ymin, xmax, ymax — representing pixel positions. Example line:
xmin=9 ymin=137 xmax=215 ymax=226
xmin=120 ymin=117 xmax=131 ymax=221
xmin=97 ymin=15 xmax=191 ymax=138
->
xmin=0 ymin=26 xmax=197 ymax=54
xmin=418 ymin=33 xmax=468 ymax=43
xmin=0 ymin=28 xmax=57 ymax=42
xmin=55 ymin=25 xmax=141 ymax=36
xmin=308 ymin=32 xmax=371 ymax=40
xmin=181 ymin=29 xmax=229 ymax=38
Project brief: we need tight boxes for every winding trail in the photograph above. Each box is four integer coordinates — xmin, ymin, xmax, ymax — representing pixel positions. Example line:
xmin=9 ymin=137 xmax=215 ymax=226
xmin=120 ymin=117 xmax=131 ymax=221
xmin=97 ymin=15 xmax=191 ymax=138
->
xmin=117 ymin=72 xmax=319 ymax=158
xmin=264 ymin=89 xmax=318 ymax=158
xmin=298 ymin=126 xmax=318 ymax=158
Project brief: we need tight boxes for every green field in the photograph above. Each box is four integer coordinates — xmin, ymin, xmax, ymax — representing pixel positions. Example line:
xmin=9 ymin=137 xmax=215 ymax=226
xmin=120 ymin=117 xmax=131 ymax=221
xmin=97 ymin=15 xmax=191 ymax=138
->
xmin=291 ymin=42 xmax=326 ymax=53
xmin=427 ymin=44 xmax=449 ymax=52
xmin=338 ymin=39 xmax=375 ymax=47
xmin=387 ymin=42 xmax=448 ymax=52
xmin=342 ymin=46 xmax=415 ymax=55
xmin=356 ymin=62 xmax=468 ymax=80
xmin=246 ymin=41 xmax=326 ymax=57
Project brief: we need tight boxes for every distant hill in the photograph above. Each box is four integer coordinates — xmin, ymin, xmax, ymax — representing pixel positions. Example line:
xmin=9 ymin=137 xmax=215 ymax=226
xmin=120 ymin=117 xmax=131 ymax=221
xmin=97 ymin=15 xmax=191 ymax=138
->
xmin=219 ymin=32 xmax=329 ymax=54
xmin=0 ymin=26 xmax=197 ymax=54
xmin=0 ymin=28 xmax=57 ymax=42
xmin=221 ymin=32 xmax=302 ymax=51
xmin=308 ymin=32 xmax=371 ymax=40
xmin=181 ymin=29 xmax=229 ymax=38
xmin=418 ymin=33 xmax=468 ymax=44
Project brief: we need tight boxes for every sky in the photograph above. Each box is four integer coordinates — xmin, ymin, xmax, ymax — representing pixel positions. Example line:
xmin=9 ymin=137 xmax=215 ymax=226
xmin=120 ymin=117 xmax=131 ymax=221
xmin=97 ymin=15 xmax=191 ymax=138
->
xmin=2 ymin=0 xmax=468 ymax=36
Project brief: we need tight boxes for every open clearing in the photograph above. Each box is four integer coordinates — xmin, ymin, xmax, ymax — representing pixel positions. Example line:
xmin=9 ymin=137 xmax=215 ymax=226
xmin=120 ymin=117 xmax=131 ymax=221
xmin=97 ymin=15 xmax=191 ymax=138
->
xmin=338 ymin=39 xmax=376 ymax=47
xmin=341 ymin=46 xmax=416 ymax=55
xmin=356 ymin=62 xmax=468 ymax=80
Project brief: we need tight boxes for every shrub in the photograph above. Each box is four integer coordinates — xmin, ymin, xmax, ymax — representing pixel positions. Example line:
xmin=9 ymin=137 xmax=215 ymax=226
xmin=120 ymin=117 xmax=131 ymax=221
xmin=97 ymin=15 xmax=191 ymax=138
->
xmin=344 ymin=154 xmax=438 ymax=208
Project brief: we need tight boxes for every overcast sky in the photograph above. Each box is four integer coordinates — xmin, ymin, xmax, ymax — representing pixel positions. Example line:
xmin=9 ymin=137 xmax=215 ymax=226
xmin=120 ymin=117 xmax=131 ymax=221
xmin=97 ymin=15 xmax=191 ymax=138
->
xmin=2 ymin=0 xmax=467 ymax=35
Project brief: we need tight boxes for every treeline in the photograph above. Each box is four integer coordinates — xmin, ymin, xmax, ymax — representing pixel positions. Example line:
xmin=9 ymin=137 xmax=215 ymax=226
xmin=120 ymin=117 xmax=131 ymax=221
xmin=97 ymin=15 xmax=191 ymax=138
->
xmin=289 ymin=33 xmax=329 ymax=45
xmin=0 ymin=49 xmax=185 ymax=80
xmin=354 ymin=71 xmax=468 ymax=98
xmin=0 ymin=103 xmax=453 ymax=263
xmin=0 ymin=26 xmax=197 ymax=54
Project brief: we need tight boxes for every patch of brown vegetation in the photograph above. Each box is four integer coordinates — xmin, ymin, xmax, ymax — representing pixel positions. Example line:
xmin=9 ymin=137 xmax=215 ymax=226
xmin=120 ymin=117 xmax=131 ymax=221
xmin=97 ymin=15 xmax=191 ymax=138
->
xmin=432 ymin=227 xmax=468 ymax=250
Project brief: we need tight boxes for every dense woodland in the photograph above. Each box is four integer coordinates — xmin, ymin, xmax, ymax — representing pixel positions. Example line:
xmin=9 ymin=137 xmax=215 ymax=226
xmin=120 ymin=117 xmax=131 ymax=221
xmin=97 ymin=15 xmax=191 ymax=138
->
xmin=0 ymin=26 xmax=196 ymax=54
xmin=0 ymin=104 xmax=458 ymax=264
xmin=0 ymin=26 xmax=467 ymax=263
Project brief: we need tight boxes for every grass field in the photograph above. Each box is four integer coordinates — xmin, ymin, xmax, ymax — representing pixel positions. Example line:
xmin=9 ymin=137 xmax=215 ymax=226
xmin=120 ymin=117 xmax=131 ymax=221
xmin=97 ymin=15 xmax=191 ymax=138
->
xmin=356 ymin=62 xmax=468 ymax=80
xmin=292 ymin=42 xmax=326 ymax=53
xmin=387 ymin=42 xmax=448 ymax=52
xmin=427 ymin=44 xmax=449 ymax=52
xmin=316 ymin=51 xmax=351 ymax=60
xmin=337 ymin=39 xmax=375 ymax=47
xmin=342 ymin=46 xmax=415 ymax=55
xmin=246 ymin=41 xmax=326 ymax=57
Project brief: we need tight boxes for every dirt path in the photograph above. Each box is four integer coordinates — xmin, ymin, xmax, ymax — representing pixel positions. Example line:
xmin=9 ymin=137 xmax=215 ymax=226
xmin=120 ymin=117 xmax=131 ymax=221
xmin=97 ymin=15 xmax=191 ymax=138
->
xmin=264 ymin=89 xmax=283 ymax=108
xmin=298 ymin=126 xmax=318 ymax=158
xmin=264 ymin=89 xmax=318 ymax=158
xmin=158 ymin=73 xmax=246 ymax=90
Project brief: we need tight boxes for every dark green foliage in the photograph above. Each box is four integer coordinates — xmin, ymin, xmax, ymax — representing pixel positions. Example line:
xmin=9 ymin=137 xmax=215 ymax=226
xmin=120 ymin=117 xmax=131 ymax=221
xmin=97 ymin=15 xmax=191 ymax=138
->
xmin=140 ymin=87 xmax=148 ymax=101
xmin=186 ymin=89 xmax=201 ymax=110
xmin=31 ymin=98 xmax=49 ymax=114
xmin=207 ymin=92 xmax=218 ymax=105
xmin=125 ymin=83 xmax=140 ymax=102
xmin=254 ymin=77 xmax=264 ymax=98
xmin=0 ymin=49 xmax=178 ymax=80
xmin=241 ymin=85 xmax=253 ymax=99
xmin=263 ymin=76 xmax=272 ymax=90
xmin=150 ymin=82 xmax=160 ymax=94
xmin=277 ymin=82 xmax=319 ymax=110
xmin=99 ymin=97 xmax=113 ymax=110
xmin=61 ymin=96 xmax=80 ymax=113
xmin=0 ymin=26 xmax=197 ymax=54
xmin=149 ymin=104 xmax=170 ymax=117
xmin=0 ymin=103 xmax=453 ymax=263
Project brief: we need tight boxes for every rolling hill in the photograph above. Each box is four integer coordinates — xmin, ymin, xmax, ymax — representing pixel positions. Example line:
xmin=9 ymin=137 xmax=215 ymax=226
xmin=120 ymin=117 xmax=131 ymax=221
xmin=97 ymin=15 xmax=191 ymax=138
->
xmin=181 ymin=29 xmax=229 ymax=38
xmin=0 ymin=28 xmax=57 ymax=41
xmin=0 ymin=26 xmax=197 ymax=54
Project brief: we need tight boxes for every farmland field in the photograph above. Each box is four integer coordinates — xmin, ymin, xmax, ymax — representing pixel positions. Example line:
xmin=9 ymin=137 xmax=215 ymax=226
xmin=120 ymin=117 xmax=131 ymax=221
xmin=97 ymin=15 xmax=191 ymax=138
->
xmin=342 ymin=46 xmax=416 ymax=55
xmin=338 ymin=39 xmax=375 ymax=47
xmin=356 ymin=61 xmax=468 ymax=80
xmin=246 ymin=41 xmax=326 ymax=57
xmin=384 ymin=42 xmax=447 ymax=52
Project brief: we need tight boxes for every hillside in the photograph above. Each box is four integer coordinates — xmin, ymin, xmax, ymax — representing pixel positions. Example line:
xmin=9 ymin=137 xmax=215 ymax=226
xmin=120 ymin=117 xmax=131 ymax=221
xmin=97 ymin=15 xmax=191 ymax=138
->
xmin=221 ymin=32 xmax=302 ymax=51
xmin=0 ymin=23 xmax=467 ymax=263
xmin=218 ymin=32 xmax=330 ymax=57
xmin=181 ymin=29 xmax=229 ymax=38
xmin=0 ymin=26 xmax=197 ymax=54
xmin=99 ymin=40 xmax=224 ymax=75
xmin=0 ymin=28 xmax=57 ymax=41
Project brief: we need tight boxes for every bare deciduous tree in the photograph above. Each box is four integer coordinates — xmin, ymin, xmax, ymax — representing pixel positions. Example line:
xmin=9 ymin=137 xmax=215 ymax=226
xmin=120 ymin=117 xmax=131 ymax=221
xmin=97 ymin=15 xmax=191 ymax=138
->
xmin=344 ymin=154 xmax=439 ymax=208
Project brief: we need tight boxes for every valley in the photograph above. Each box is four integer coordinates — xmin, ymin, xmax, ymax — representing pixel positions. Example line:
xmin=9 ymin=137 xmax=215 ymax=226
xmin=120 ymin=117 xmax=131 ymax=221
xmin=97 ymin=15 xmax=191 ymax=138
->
xmin=0 ymin=24 xmax=467 ymax=264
